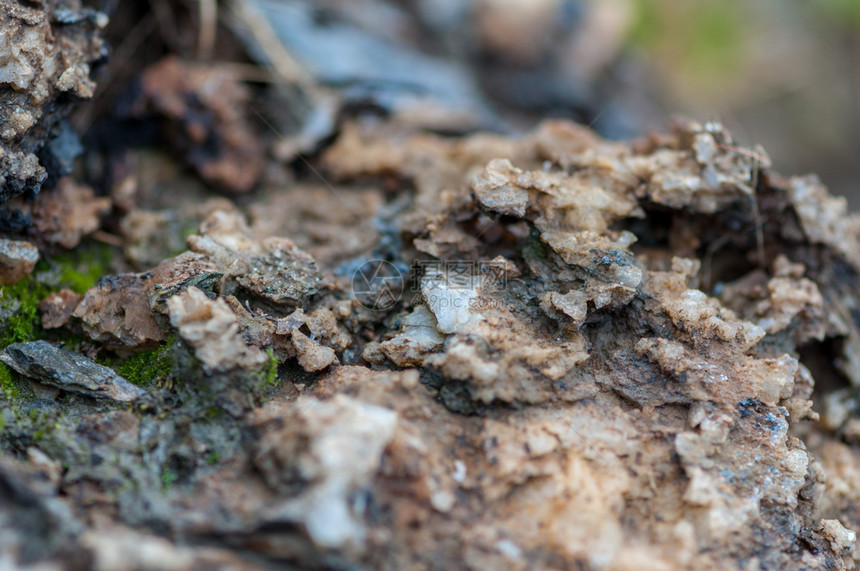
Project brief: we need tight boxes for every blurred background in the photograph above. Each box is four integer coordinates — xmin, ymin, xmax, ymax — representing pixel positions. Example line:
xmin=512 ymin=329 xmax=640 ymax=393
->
xmin=88 ymin=0 xmax=860 ymax=205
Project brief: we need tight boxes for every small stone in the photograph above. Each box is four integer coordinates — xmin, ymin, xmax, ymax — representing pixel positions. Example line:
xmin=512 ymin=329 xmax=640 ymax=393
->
xmin=167 ymin=286 xmax=268 ymax=373
xmin=0 ymin=341 xmax=146 ymax=402
xmin=38 ymin=289 xmax=83 ymax=329
xmin=819 ymin=519 xmax=857 ymax=557
xmin=291 ymin=328 xmax=338 ymax=372
xmin=31 ymin=178 xmax=111 ymax=249
xmin=0 ymin=239 xmax=39 ymax=285
xmin=471 ymin=158 xmax=529 ymax=218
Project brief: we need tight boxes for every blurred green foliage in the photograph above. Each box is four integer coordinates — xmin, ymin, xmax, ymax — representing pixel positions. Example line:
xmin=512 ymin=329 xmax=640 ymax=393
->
xmin=629 ymin=0 xmax=744 ymax=85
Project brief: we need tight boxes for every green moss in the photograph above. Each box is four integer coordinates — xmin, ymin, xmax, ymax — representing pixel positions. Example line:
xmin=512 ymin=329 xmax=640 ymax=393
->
xmin=683 ymin=2 xmax=742 ymax=76
xmin=206 ymin=451 xmax=220 ymax=465
xmin=53 ymin=242 xmax=115 ymax=294
xmin=0 ymin=242 xmax=116 ymax=350
xmin=205 ymin=406 xmax=224 ymax=419
xmin=628 ymin=0 xmax=661 ymax=48
xmin=24 ymin=408 xmax=56 ymax=442
xmin=111 ymin=336 xmax=176 ymax=386
xmin=258 ymin=348 xmax=279 ymax=387
xmin=0 ymin=364 xmax=21 ymax=399
xmin=0 ymin=278 xmax=52 ymax=348
xmin=161 ymin=466 xmax=177 ymax=490
xmin=628 ymin=0 xmax=743 ymax=84
xmin=816 ymin=0 xmax=860 ymax=27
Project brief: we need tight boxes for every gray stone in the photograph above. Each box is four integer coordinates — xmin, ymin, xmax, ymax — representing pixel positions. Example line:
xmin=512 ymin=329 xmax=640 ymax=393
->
xmin=0 ymin=341 xmax=146 ymax=402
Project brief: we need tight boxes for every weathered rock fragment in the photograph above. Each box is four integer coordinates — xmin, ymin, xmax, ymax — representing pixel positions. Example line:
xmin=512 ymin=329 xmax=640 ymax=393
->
xmin=130 ymin=56 xmax=264 ymax=193
xmin=39 ymin=289 xmax=83 ymax=329
xmin=0 ymin=341 xmax=145 ymax=402
xmin=61 ymin=252 xmax=220 ymax=350
xmin=31 ymin=178 xmax=111 ymax=248
xmin=166 ymin=286 xmax=268 ymax=374
xmin=290 ymin=328 xmax=337 ymax=372
xmin=73 ymin=274 xmax=166 ymax=350
xmin=0 ymin=239 xmax=38 ymax=285
xmin=0 ymin=0 xmax=107 ymax=203
xmin=7 ymin=112 xmax=860 ymax=570
xmin=252 ymin=395 xmax=398 ymax=552
xmin=188 ymin=209 xmax=326 ymax=310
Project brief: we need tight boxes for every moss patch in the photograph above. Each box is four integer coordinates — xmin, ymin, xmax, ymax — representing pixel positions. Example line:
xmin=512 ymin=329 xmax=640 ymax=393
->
xmin=261 ymin=348 xmax=279 ymax=386
xmin=522 ymin=231 xmax=550 ymax=262
xmin=0 ymin=364 xmax=22 ymax=399
xmin=0 ymin=278 xmax=52 ymax=348
xmin=110 ymin=336 xmax=176 ymax=386
xmin=0 ymin=241 xmax=118 ymax=351
xmin=161 ymin=465 xmax=177 ymax=490
xmin=53 ymin=241 xmax=116 ymax=294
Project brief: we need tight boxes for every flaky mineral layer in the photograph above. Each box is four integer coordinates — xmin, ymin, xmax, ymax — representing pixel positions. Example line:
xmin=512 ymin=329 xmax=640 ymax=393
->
xmin=5 ymin=119 xmax=860 ymax=570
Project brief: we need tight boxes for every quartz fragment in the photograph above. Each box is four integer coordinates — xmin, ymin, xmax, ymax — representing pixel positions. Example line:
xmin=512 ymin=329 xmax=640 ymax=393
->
xmin=252 ymin=395 xmax=398 ymax=552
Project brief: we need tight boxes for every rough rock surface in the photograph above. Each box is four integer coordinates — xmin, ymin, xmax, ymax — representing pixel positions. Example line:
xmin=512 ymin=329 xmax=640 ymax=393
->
xmin=0 ymin=238 xmax=38 ymax=285
xmin=5 ymin=118 xmax=860 ymax=570
xmin=167 ymin=286 xmax=268 ymax=374
xmin=0 ymin=0 xmax=106 ymax=203
xmin=1 ymin=341 xmax=145 ymax=402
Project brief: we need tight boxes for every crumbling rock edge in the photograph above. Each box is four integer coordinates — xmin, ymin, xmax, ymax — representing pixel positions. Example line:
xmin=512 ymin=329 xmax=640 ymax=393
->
xmin=4 ymin=119 xmax=860 ymax=569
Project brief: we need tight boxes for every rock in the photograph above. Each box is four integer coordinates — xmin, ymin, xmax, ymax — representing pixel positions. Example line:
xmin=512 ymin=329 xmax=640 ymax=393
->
xmin=129 ymin=56 xmax=264 ymax=193
xmin=166 ymin=286 xmax=268 ymax=374
xmin=69 ymin=252 xmax=220 ymax=349
xmin=252 ymin=395 xmax=398 ymax=552
xmin=31 ymin=178 xmax=111 ymax=249
xmin=73 ymin=274 xmax=166 ymax=350
xmin=0 ymin=341 xmax=145 ymax=402
xmin=0 ymin=0 xmax=106 ymax=203
xmin=0 ymin=239 xmax=39 ymax=285
xmin=39 ymin=289 xmax=83 ymax=329
xmin=5 ymin=114 xmax=860 ymax=570
xmin=188 ymin=209 xmax=326 ymax=310
xmin=81 ymin=524 xmax=271 ymax=571
xmin=290 ymin=328 xmax=337 ymax=372
xmin=470 ymin=158 xmax=530 ymax=217
xmin=380 ymin=305 xmax=446 ymax=366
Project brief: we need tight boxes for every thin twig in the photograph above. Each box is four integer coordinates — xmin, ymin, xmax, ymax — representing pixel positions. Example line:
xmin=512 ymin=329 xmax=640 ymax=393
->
xmin=197 ymin=0 xmax=217 ymax=61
